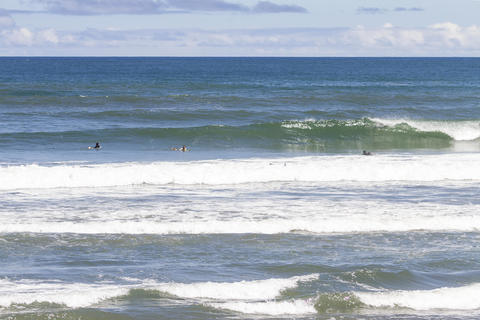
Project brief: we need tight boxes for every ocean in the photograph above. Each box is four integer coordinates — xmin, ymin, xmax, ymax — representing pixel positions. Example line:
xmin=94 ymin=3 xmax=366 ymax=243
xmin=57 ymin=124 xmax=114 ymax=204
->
xmin=1 ymin=57 xmax=480 ymax=320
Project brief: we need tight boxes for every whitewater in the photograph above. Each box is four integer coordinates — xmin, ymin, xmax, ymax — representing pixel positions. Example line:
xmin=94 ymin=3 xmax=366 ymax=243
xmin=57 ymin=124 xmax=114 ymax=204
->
xmin=2 ymin=153 xmax=480 ymax=190
xmin=4 ymin=275 xmax=480 ymax=316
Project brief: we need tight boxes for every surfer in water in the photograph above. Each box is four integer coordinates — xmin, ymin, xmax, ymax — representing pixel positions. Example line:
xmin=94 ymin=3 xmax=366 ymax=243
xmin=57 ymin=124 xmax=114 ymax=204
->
xmin=88 ymin=142 xmax=101 ymax=150
xmin=362 ymin=150 xmax=372 ymax=155
xmin=171 ymin=145 xmax=189 ymax=152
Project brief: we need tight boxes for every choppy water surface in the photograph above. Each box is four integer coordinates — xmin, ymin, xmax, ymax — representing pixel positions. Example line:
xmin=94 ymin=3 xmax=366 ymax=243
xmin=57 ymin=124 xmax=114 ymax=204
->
xmin=1 ymin=58 xmax=480 ymax=320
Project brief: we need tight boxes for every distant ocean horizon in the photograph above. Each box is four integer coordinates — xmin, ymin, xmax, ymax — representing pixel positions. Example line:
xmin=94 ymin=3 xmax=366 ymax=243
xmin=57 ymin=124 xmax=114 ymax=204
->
xmin=2 ymin=57 xmax=480 ymax=320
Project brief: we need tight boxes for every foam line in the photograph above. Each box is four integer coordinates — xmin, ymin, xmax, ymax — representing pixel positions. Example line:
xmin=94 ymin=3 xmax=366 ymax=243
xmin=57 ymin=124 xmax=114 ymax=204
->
xmin=154 ymin=274 xmax=319 ymax=300
xmin=0 ymin=279 xmax=131 ymax=308
xmin=2 ymin=214 xmax=480 ymax=234
xmin=356 ymin=283 xmax=480 ymax=310
xmin=2 ymin=153 xmax=480 ymax=190
xmin=208 ymin=300 xmax=316 ymax=315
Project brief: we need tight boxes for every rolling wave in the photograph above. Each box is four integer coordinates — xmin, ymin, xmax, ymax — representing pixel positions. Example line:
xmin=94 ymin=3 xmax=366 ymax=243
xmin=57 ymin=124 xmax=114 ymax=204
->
xmin=0 ymin=278 xmax=130 ymax=309
xmin=208 ymin=283 xmax=480 ymax=315
xmin=0 ymin=274 xmax=318 ymax=309
xmin=150 ymin=274 xmax=319 ymax=300
xmin=2 ymin=118 xmax=475 ymax=151
xmin=3 ymin=276 xmax=480 ymax=316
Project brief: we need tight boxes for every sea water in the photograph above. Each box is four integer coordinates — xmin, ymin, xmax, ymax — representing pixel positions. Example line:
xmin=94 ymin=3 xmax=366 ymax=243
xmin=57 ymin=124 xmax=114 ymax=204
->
xmin=1 ymin=57 xmax=480 ymax=319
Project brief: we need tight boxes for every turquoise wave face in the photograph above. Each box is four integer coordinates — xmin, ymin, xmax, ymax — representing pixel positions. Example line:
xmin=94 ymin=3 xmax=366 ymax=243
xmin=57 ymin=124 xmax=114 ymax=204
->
xmin=0 ymin=118 xmax=458 ymax=152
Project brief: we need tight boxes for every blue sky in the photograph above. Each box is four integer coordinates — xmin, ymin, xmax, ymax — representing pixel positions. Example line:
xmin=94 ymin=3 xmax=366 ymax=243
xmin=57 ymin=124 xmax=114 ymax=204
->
xmin=1 ymin=0 xmax=480 ymax=56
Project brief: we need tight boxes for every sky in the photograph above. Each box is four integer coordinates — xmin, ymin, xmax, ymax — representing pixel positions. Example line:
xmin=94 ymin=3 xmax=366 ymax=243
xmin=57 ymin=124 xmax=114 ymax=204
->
xmin=0 ymin=0 xmax=480 ymax=56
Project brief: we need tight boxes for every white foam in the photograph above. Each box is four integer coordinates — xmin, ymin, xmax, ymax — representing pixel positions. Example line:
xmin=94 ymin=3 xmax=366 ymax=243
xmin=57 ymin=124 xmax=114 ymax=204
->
xmin=0 ymin=279 xmax=131 ymax=308
xmin=3 ymin=213 xmax=480 ymax=234
xmin=282 ymin=119 xmax=366 ymax=130
xmin=0 ymin=275 xmax=318 ymax=309
xmin=4 ymin=175 xmax=480 ymax=235
xmin=209 ymin=299 xmax=316 ymax=315
xmin=5 ymin=277 xmax=480 ymax=314
xmin=2 ymin=153 xmax=480 ymax=190
xmin=356 ymin=283 xmax=480 ymax=310
xmin=372 ymin=118 xmax=480 ymax=141
xmin=155 ymin=274 xmax=318 ymax=300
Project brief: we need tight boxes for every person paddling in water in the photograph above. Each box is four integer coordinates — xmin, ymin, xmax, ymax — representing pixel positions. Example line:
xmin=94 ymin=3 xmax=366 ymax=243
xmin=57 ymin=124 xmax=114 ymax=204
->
xmin=171 ymin=145 xmax=189 ymax=152
xmin=89 ymin=142 xmax=101 ymax=150
xmin=362 ymin=150 xmax=372 ymax=155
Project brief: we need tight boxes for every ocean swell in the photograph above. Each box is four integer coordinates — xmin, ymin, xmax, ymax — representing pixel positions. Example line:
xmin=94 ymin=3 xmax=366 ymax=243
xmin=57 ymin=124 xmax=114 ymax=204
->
xmin=1 ymin=118 xmax=473 ymax=151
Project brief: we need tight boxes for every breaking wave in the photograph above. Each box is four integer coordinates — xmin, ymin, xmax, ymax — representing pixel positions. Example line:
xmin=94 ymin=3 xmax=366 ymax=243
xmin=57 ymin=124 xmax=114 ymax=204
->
xmin=3 ymin=277 xmax=480 ymax=316
xmin=3 ymin=118 xmax=480 ymax=151
xmin=0 ymin=274 xmax=318 ymax=309
xmin=356 ymin=283 xmax=480 ymax=310
xmin=2 ymin=153 xmax=480 ymax=190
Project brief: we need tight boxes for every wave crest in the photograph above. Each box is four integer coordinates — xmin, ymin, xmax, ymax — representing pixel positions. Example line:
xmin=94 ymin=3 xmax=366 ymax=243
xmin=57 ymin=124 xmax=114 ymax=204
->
xmin=4 ymin=117 xmax=478 ymax=151
xmin=356 ymin=283 xmax=480 ymax=310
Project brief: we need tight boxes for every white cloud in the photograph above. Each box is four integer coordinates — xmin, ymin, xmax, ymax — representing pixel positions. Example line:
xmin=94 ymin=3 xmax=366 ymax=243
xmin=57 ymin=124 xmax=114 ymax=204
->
xmin=1 ymin=27 xmax=69 ymax=46
xmin=1 ymin=22 xmax=480 ymax=56
xmin=3 ymin=28 xmax=34 ymax=45
xmin=37 ymin=28 xmax=59 ymax=44
xmin=342 ymin=25 xmax=425 ymax=48
xmin=429 ymin=22 xmax=480 ymax=48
